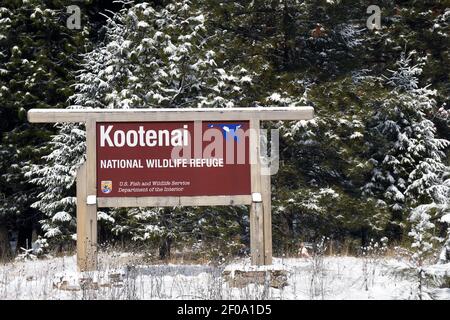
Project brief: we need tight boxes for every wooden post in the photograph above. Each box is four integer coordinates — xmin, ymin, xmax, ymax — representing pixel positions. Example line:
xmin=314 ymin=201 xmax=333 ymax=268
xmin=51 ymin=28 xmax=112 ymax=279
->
xmin=250 ymin=119 xmax=265 ymax=266
xmin=251 ymin=124 xmax=273 ymax=266
xmin=76 ymin=163 xmax=97 ymax=271
xmin=250 ymin=202 xmax=265 ymax=265
xmin=76 ymin=163 xmax=87 ymax=270
xmin=76 ymin=120 xmax=98 ymax=272
xmin=262 ymin=173 xmax=272 ymax=265
xmin=86 ymin=119 xmax=97 ymax=270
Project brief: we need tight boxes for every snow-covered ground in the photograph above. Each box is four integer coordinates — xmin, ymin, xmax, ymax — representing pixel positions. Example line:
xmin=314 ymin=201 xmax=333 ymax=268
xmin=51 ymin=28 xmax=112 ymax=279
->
xmin=0 ymin=252 xmax=449 ymax=300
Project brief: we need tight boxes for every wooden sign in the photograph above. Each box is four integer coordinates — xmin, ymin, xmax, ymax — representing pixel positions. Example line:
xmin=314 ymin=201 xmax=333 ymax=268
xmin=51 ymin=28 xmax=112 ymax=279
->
xmin=28 ymin=107 xmax=314 ymax=271
xmin=96 ymin=121 xmax=251 ymax=198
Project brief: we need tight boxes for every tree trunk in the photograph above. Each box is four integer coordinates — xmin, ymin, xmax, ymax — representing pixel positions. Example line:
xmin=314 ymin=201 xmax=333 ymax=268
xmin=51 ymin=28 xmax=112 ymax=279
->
xmin=361 ymin=227 xmax=369 ymax=247
xmin=0 ymin=224 xmax=12 ymax=262
xmin=31 ymin=228 xmax=38 ymax=243
xmin=16 ymin=221 xmax=32 ymax=254
xmin=159 ymin=236 xmax=172 ymax=260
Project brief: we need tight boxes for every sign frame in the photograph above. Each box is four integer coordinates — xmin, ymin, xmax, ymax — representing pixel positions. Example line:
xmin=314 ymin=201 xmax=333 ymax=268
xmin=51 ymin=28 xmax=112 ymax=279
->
xmin=28 ymin=107 xmax=314 ymax=271
xmin=95 ymin=120 xmax=253 ymax=201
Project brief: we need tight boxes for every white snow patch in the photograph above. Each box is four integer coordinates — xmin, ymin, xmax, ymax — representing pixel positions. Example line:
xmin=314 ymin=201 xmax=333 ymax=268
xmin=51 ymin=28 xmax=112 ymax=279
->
xmin=1 ymin=253 xmax=449 ymax=300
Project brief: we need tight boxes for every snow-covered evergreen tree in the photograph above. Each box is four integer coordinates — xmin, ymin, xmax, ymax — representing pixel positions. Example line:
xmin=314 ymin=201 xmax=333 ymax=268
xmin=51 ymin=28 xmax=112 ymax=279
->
xmin=407 ymin=203 xmax=439 ymax=300
xmin=26 ymin=122 xmax=85 ymax=242
xmin=206 ymin=0 xmax=390 ymax=247
xmin=71 ymin=1 xmax=252 ymax=110
xmin=0 ymin=1 xmax=89 ymax=252
xmin=364 ymin=51 xmax=450 ymax=240
xmin=416 ymin=168 xmax=450 ymax=265
xmin=28 ymin=1 xmax=254 ymax=249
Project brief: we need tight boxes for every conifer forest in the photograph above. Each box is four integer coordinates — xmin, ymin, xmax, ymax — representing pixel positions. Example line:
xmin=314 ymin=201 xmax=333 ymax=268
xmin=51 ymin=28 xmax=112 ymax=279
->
xmin=0 ymin=0 xmax=449 ymax=301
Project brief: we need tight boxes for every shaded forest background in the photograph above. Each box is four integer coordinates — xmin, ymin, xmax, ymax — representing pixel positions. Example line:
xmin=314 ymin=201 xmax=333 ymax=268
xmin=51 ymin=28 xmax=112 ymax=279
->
xmin=0 ymin=0 xmax=449 ymax=261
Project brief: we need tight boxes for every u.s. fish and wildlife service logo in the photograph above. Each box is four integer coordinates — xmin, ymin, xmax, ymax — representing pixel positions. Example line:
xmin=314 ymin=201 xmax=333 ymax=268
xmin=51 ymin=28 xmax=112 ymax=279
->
xmin=101 ymin=180 xmax=112 ymax=194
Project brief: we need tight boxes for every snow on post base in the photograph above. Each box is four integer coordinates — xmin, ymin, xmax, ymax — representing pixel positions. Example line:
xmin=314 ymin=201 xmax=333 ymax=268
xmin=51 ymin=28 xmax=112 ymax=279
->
xmin=53 ymin=270 xmax=125 ymax=291
xmin=223 ymin=259 xmax=290 ymax=288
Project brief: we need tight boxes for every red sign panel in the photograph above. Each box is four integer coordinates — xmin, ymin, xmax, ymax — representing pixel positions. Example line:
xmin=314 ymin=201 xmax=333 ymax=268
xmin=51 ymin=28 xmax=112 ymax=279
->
xmin=96 ymin=121 xmax=251 ymax=197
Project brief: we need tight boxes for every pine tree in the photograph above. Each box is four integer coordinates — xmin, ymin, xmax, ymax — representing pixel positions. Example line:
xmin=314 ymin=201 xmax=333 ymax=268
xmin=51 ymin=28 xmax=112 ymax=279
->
xmin=29 ymin=1 xmax=254 ymax=253
xmin=202 ymin=0 xmax=385 ymax=249
xmin=0 ymin=0 xmax=88 ymax=254
xmin=408 ymin=203 xmax=438 ymax=299
xmin=364 ymin=51 xmax=450 ymax=241
xmin=26 ymin=122 xmax=85 ymax=242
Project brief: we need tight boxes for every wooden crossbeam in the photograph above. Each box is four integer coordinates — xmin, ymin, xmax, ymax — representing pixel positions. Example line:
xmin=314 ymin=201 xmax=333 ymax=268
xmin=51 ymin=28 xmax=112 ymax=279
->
xmin=97 ymin=195 xmax=252 ymax=208
xmin=27 ymin=106 xmax=314 ymax=123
